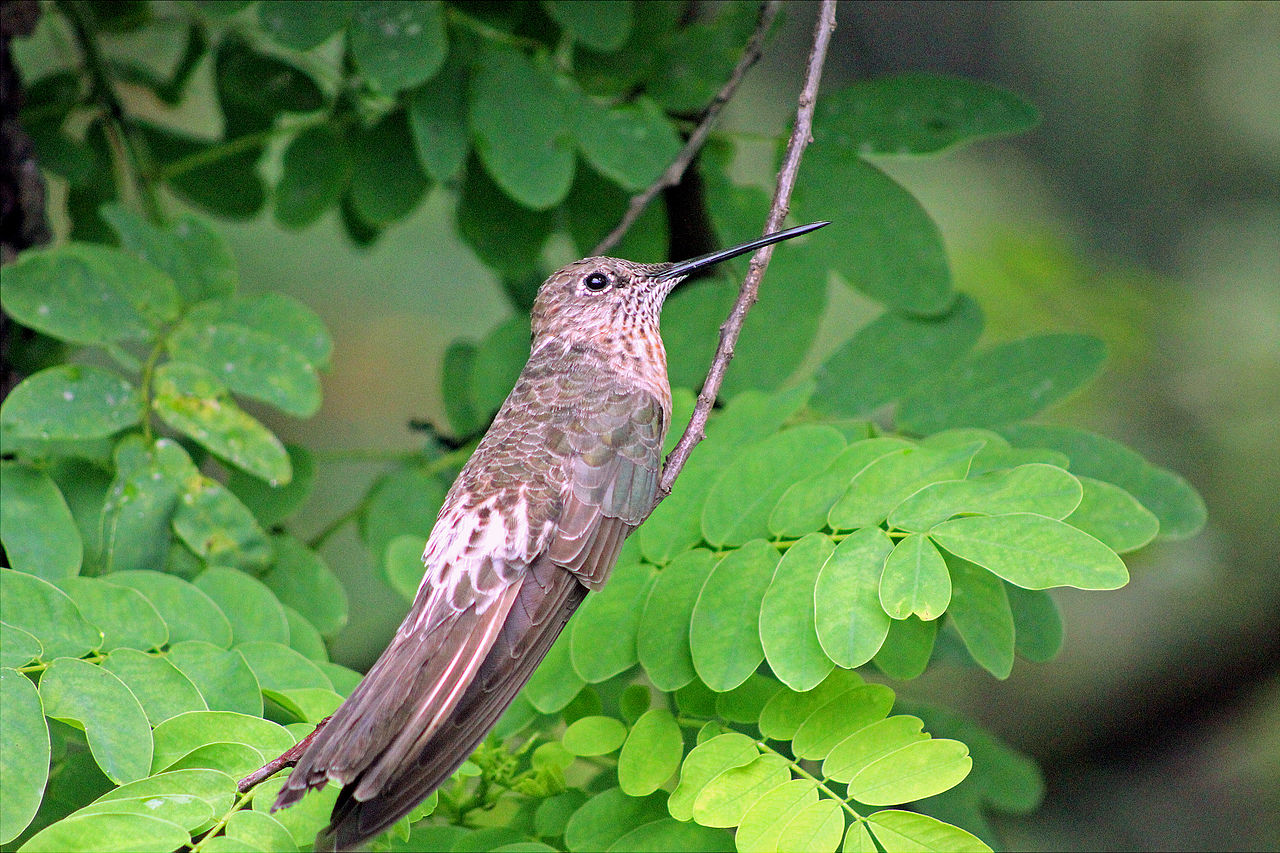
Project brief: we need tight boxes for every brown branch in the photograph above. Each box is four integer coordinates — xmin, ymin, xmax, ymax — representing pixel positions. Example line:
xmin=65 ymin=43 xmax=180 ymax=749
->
xmin=237 ymin=714 xmax=333 ymax=793
xmin=590 ymin=0 xmax=781 ymax=257
xmin=655 ymin=0 xmax=837 ymax=499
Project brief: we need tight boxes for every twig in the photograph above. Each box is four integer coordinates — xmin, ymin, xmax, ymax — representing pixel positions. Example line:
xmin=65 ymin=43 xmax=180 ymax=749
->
xmin=237 ymin=715 xmax=333 ymax=793
xmin=655 ymin=0 xmax=837 ymax=499
xmin=590 ymin=0 xmax=781 ymax=257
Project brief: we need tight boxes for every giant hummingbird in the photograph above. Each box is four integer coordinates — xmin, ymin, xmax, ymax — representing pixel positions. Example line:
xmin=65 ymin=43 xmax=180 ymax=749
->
xmin=270 ymin=221 xmax=828 ymax=849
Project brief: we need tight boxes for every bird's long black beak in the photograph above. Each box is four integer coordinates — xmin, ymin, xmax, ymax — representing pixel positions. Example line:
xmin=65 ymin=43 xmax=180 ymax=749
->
xmin=654 ymin=221 xmax=829 ymax=282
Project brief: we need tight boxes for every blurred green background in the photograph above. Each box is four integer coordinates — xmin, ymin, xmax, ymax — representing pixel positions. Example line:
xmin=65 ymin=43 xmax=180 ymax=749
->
xmin=16 ymin=2 xmax=1279 ymax=850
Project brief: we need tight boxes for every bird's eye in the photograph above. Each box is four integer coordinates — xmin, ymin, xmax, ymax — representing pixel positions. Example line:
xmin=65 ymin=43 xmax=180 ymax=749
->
xmin=583 ymin=272 xmax=610 ymax=292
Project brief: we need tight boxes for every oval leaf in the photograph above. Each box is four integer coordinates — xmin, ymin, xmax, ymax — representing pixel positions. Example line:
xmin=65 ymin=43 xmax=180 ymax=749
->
xmin=349 ymin=0 xmax=446 ymax=93
xmin=0 ymin=463 xmax=81 ymax=578
xmin=0 ymin=568 xmax=101 ymax=659
xmin=1 ymin=668 xmax=49 ymax=845
xmin=879 ymin=534 xmax=951 ymax=621
xmin=637 ymin=549 xmax=716 ymax=692
xmin=814 ymin=528 xmax=895 ymax=669
xmin=1 ymin=365 xmax=140 ymax=441
xmin=39 ymin=658 xmax=152 ymax=784
xmin=690 ymin=540 xmax=780 ymax=692
xmin=618 ymin=709 xmax=682 ymax=797
xmin=760 ymin=533 xmax=837 ymax=692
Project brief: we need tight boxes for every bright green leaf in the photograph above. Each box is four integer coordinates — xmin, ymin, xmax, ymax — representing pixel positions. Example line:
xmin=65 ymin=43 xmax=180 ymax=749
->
xmin=1 ymin=365 xmax=140 ymax=441
xmin=606 ymin=818 xmax=730 ymax=852
xmin=151 ymin=710 xmax=293 ymax=773
xmin=17 ymin=812 xmax=189 ymax=853
xmin=637 ymin=549 xmax=716 ymax=691
xmin=865 ymin=809 xmax=991 ymax=852
xmin=761 ymin=533 xmax=836 ymax=692
xmin=360 ymin=467 xmax=447 ymax=568
xmin=100 ymin=648 xmax=206 ymax=724
xmin=264 ymin=687 xmax=342 ymax=723
xmin=284 ymin=607 xmax=328 ymax=663
xmin=828 ymin=442 xmax=982 ymax=530
xmin=562 ymin=715 xmax=627 ymax=757
xmin=770 ymin=438 xmax=915 ymax=538
xmin=668 ymin=733 xmax=760 ymax=822
xmin=735 ymin=779 xmax=819 ymax=853
xmin=792 ymin=683 xmax=896 ymax=760
xmin=74 ymin=793 xmax=212 ymax=833
xmin=814 ymin=528 xmax=895 ymax=668
xmin=173 ymin=474 xmax=273 ymax=570
xmin=0 ymin=463 xmax=81 ymax=578
xmin=522 ymin=631 xmax=585 ymax=714
xmin=757 ymin=670 xmax=865 ymax=742
xmin=181 ymin=294 xmax=330 ymax=371
xmin=778 ymin=798 xmax=845 ymax=853
xmin=571 ymin=559 xmax=654 ymax=683
xmin=564 ymin=788 xmax=667 ymax=853
xmin=39 ymin=658 xmax=152 ymax=784
xmin=1 ymin=668 xmax=49 ymax=845
xmin=228 ymin=444 xmax=315 ymax=528
xmin=237 ymin=641 xmax=331 ymax=693
xmin=1064 ymin=476 xmax=1160 ymax=553
xmin=0 ymin=568 xmax=101 ymax=659
xmin=889 ymin=464 xmax=1082 ymax=533
xmin=167 ymin=641 xmax=263 ymax=716
xmin=54 ymin=577 xmax=167 ymax=651
xmin=691 ymin=540 xmax=780 ymax=692
xmin=692 ymin=753 xmax=791 ymax=828
xmin=100 ymin=437 xmax=191 ymax=575
xmin=195 ymin=568 xmax=289 ymax=645
xmin=93 ymin=767 xmax=236 ymax=817
xmin=822 ymin=715 xmax=927 ymax=784
xmin=252 ymin=775 xmax=336 ymax=849
xmin=880 ymin=534 xmax=951 ymax=621
xmin=106 ymin=570 xmax=233 ymax=647
xmin=225 ymin=808 xmax=297 ymax=852
xmin=618 ymin=709 xmax=683 ymax=797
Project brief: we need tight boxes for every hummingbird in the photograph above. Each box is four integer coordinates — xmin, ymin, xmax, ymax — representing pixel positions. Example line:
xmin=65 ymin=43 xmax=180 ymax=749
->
xmin=271 ymin=221 xmax=829 ymax=850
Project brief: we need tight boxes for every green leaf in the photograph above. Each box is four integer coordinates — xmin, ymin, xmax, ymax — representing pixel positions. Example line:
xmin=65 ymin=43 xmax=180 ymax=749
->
xmin=757 ymin=669 xmax=865 ymax=742
xmin=257 ymin=0 xmax=351 ymax=50
xmin=814 ymin=528 xmax=895 ymax=668
xmin=715 ymin=674 xmax=783 ymax=725
xmin=182 ymin=294 xmax=331 ymax=371
xmin=195 ymin=567 xmax=289 ymax=645
xmin=100 ymin=649 xmax=206 ymax=724
xmin=106 ymin=570 xmax=233 ymax=647
xmin=565 ymin=788 xmax=667 ymax=853
xmin=822 ymin=715 xmax=928 ymax=784
xmin=812 ymin=297 xmax=983 ymax=419
xmin=1005 ymin=585 xmax=1063 ymax=664
xmin=359 ymin=467 xmax=446 ymax=568
xmin=1067 ymin=475 xmax=1162 ymax=553
xmin=261 ymin=535 xmax=348 ymax=637
xmin=735 ymin=779 xmax=819 ymax=853
xmin=691 ymin=540 xmax=779 ymax=692
xmin=152 ymin=710 xmax=293 ymax=773
xmin=167 ymin=641 xmax=263 ymax=716
xmin=571 ymin=559 xmax=653 ymax=683
xmin=140 ymin=121 xmax=266 ymax=219
xmin=692 ymin=753 xmax=791 ymax=828
xmin=880 ymin=534 xmax=951 ymax=621
xmin=173 ymin=472 xmax=273 ymax=570
xmin=53 ymin=577 xmax=167 ymax=651
xmin=348 ymin=109 xmax=430 ymax=226
xmin=930 ymin=513 xmax=1128 ymax=590
xmin=74 ymin=793 xmax=212 ymax=833
xmin=562 ymin=160 xmax=669 ymax=264
xmin=899 ymin=334 xmax=1107 ymax=434
xmin=39 ymin=658 xmax=152 ymax=784
xmin=574 ymin=95 xmax=679 ymax=190
xmin=778 ymin=798 xmax=845 ymax=853
xmin=703 ymin=426 xmax=846 ymax=547
xmin=224 ymin=808 xmax=296 ymax=853
xmin=440 ymin=341 xmax=481 ymax=437
xmin=349 ymin=0 xmax=446 ymax=93
xmin=214 ymin=35 xmax=323 ymax=137
xmin=523 ymin=632 xmax=585 ymax=714
xmin=275 ymin=124 xmax=353 ymax=229
xmin=0 ymin=569 xmax=102 ymax=659
xmin=469 ymin=47 xmax=574 ymax=210
xmin=470 ymin=314 xmax=532 ymax=418
xmin=101 ymin=205 xmax=237 ymax=305
xmin=383 ymin=534 xmax=427 ymax=602
xmin=944 ymin=557 xmax=1015 ymax=679
xmin=1 ymin=365 xmax=140 ymax=441
xmin=535 ymin=791 xmax=588 ymax=838
xmin=647 ymin=1 xmax=759 ymax=112
xmin=92 ymin=767 xmax=236 ymax=819
xmin=456 ymin=156 xmax=553 ymax=275
xmin=828 ymin=442 xmax=982 ymax=530
xmin=865 ymin=809 xmax=991 ymax=853
xmin=637 ymin=549 xmax=715 ymax=691
xmin=99 ymin=437 xmax=189 ymax=574
xmin=1 ymin=668 xmax=49 ymax=845
xmin=562 ymin=715 xmax=627 ymax=757
xmin=252 ymin=776 xmax=336 ymax=848
xmin=999 ymin=423 xmax=1205 ymax=540
xmin=0 ymin=622 xmax=42 ymax=668
xmin=238 ymin=641 xmax=331 ymax=694
xmin=606 ymin=818 xmax=730 ymax=853
xmin=18 ymin=812 xmax=190 ymax=853
xmin=544 ymin=0 xmax=633 ymax=51
xmin=769 ymin=438 xmax=914 ymax=538
xmin=873 ymin=616 xmax=936 ymax=681
xmin=668 ymin=733 xmax=760 ymax=822
xmin=814 ymin=73 xmax=1039 ymax=156
xmin=152 ymin=361 xmax=290 ymax=485
xmin=1 ymin=243 xmax=179 ymax=345
xmin=284 ymin=607 xmax=328 ymax=662
xmin=760 ymin=533 xmax=836 ymax=692
xmin=0 ymin=463 xmax=81 ymax=579
xmin=793 ymin=683 xmax=896 ymax=760
xmin=407 ymin=55 xmax=469 ymax=182
xmin=618 ymin=709 xmax=682 ymax=797
xmin=888 ymin=463 xmax=1083 ymax=533
xmin=264 ymin=687 xmax=343 ymax=723
xmin=228 ymin=445 xmax=316 ymax=528
xmin=794 ymin=150 xmax=952 ymax=316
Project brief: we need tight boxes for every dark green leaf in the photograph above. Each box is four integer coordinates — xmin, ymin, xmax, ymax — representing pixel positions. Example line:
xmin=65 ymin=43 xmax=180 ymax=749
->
xmin=0 ymin=569 xmax=101 ymax=659
xmin=470 ymin=315 xmax=531 ymax=417
xmin=715 ymin=673 xmax=784 ymax=725
xmin=469 ymin=47 xmax=574 ymax=210
xmin=930 ymin=513 xmax=1128 ymax=590
xmin=761 ymin=534 xmax=836 ymax=692
xmin=349 ymin=0 xmax=447 ymax=93
xmin=828 ymin=442 xmax=982 ymax=530
xmin=99 ymin=437 xmax=191 ymax=574
xmin=257 ymin=0 xmax=351 ymax=50
xmin=228 ymin=445 xmax=316 ymax=528
xmin=794 ymin=149 xmax=953 ymax=316
xmin=535 ymin=791 xmax=588 ymax=838
xmin=574 ymin=95 xmax=679 ymax=190
xmin=181 ymin=293 xmax=331 ymax=370
xmin=106 ymin=570 xmax=233 ymax=647
xmin=172 ymin=472 xmax=273 ymax=570
xmin=814 ymin=73 xmax=1039 ymax=156
xmin=215 ymin=36 xmax=324 ymax=137
xmin=565 ymin=788 xmax=667 ymax=853
xmin=359 ymin=466 xmax=447 ymax=567
xmin=276 ymin=125 xmax=353 ymax=229
xmin=1 ymin=667 xmax=49 ymax=845
xmin=879 ymin=534 xmax=951 ymax=621
xmin=102 ymin=206 xmax=237 ymax=306
xmin=812 ymin=296 xmax=984 ymax=418
xmin=456 ymin=156 xmax=553 ymax=275
xmin=873 ymin=616 xmax=936 ymax=680
xmin=54 ymin=577 xmax=167 ymax=651
xmin=544 ymin=0 xmax=633 ymax=51
xmin=898 ymin=334 xmax=1108 ymax=434
xmin=263 ymin=687 xmax=343 ymax=723
xmin=1006 ymin=585 xmax=1063 ymax=663
xmin=1063 ymin=476 xmax=1160 ymax=553
xmin=99 ymin=649 xmax=206 ymax=725
xmin=348 ymin=110 xmax=430 ymax=226
xmin=618 ymin=709 xmax=683 ymax=797
xmin=261 ymin=536 xmax=348 ymax=637
xmin=814 ymin=527 xmax=894 ymax=668
xmin=691 ymin=540 xmax=780 ymax=692
xmin=562 ymin=161 xmax=669 ymax=263
xmin=39 ymin=658 xmax=152 ymax=784
xmin=140 ymin=122 xmax=265 ymax=219
xmin=441 ymin=341 xmax=481 ymax=437
xmin=647 ymin=2 xmax=760 ymax=113
xmin=944 ymin=557 xmax=1015 ymax=679
xmin=195 ymin=567 xmax=289 ymax=645
xmin=407 ymin=56 xmax=470 ymax=182
xmin=637 ymin=549 xmax=716 ymax=691
xmin=1 ymin=366 xmax=140 ymax=441
xmin=0 ymin=463 xmax=81 ymax=578
xmin=167 ymin=641 xmax=263 ymax=716
xmin=152 ymin=361 xmax=291 ymax=485
xmin=570 ymin=559 xmax=654 ymax=683
xmin=1 ymin=243 xmax=179 ymax=345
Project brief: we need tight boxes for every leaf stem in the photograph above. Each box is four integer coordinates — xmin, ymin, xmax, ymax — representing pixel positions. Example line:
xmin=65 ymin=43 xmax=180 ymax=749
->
xmin=755 ymin=739 xmax=865 ymax=822
xmin=189 ymin=788 xmax=255 ymax=852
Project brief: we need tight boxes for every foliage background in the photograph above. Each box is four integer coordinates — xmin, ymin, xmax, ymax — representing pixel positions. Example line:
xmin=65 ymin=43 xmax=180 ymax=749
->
xmin=3 ymin=1 xmax=1277 ymax=851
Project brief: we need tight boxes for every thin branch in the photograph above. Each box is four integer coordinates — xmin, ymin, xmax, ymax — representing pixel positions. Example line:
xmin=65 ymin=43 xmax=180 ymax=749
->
xmin=590 ymin=0 xmax=781 ymax=257
xmin=655 ymin=0 xmax=837 ymax=499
